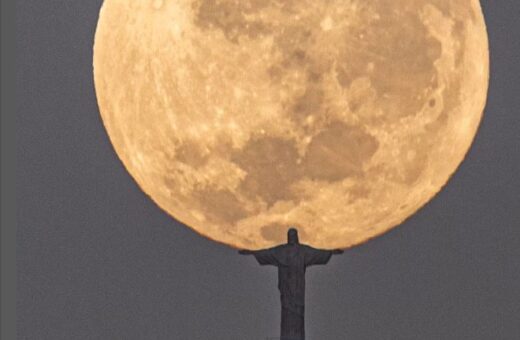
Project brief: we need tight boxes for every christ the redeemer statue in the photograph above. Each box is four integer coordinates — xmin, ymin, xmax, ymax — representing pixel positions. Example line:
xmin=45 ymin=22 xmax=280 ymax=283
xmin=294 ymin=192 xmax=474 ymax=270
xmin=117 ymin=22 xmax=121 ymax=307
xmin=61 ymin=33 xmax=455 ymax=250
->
xmin=239 ymin=228 xmax=344 ymax=340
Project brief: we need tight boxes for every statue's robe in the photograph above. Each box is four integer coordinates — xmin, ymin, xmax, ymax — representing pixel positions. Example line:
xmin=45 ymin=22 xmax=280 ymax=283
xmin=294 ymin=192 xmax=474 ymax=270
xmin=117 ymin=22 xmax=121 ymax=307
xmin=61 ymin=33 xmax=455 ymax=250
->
xmin=252 ymin=244 xmax=333 ymax=340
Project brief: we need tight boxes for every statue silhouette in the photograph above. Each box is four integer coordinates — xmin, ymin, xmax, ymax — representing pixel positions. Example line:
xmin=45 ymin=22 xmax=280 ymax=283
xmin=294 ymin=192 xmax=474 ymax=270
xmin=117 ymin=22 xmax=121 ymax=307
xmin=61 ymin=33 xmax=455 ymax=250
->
xmin=239 ymin=228 xmax=344 ymax=340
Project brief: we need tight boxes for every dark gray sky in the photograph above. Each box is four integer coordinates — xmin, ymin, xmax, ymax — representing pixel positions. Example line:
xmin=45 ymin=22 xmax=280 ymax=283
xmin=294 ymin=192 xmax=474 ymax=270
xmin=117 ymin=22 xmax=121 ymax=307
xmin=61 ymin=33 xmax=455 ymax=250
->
xmin=17 ymin=1 xmax=519 ymax=339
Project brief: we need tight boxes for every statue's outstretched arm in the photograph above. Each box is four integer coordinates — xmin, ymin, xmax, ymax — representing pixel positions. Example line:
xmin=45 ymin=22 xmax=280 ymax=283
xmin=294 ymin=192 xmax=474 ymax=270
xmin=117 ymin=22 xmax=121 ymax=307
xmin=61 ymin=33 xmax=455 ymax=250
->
xmin=239 ymin=247 xmax=281 ymax=266
xmin=238 ymin=249 xmax=254 ymax=255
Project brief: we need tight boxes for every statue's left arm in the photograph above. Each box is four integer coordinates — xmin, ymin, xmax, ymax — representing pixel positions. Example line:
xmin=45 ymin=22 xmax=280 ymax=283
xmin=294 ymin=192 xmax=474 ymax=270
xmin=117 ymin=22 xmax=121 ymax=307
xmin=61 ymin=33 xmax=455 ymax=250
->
xmin=304 ymin=245 xmax=344 ymax=266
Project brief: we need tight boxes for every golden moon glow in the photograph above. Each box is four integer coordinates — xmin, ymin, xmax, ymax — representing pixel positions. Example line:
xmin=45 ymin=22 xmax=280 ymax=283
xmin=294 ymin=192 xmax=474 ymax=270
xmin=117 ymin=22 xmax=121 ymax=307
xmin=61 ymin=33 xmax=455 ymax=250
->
xmin=93 ymin=0 xmax=489 ymax=249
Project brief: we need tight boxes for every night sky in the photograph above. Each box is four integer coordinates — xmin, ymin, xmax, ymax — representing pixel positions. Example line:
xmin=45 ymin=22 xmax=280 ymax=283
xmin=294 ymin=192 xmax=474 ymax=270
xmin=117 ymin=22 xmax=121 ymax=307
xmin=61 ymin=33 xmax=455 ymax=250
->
xmin=17 ymin=1 xmax=519 ymax=339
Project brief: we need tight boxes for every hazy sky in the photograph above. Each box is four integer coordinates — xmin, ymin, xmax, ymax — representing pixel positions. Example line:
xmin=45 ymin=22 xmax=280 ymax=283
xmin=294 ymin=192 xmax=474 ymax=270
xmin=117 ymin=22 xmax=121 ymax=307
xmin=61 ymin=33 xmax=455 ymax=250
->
xmin=17 ymin=1 xmax=519 ymax=339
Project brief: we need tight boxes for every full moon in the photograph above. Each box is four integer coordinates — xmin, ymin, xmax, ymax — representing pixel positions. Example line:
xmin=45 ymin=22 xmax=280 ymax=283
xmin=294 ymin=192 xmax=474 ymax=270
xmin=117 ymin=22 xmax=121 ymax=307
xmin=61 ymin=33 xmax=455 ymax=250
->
xmin=93 ymin=0 xmax=489 ymax=249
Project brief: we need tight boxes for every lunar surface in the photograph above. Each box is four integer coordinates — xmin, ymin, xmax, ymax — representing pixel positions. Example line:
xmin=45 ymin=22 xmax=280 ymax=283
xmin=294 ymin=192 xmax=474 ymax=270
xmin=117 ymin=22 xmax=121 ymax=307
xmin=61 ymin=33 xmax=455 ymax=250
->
xmin=93 ymin=0 xmax=489 ymax=249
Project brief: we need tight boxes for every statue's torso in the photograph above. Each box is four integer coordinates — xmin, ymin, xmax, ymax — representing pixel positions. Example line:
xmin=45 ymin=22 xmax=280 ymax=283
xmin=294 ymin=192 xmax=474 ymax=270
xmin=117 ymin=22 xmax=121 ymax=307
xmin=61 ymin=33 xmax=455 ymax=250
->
xmin=276 ymin=244 xmax=307 ymax=307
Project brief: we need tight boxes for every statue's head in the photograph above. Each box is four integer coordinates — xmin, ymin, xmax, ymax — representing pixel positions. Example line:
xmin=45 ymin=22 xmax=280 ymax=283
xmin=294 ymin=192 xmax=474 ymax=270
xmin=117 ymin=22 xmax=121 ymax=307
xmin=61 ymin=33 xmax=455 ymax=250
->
xmin=287 ymin=228 xmax=299 ymax=245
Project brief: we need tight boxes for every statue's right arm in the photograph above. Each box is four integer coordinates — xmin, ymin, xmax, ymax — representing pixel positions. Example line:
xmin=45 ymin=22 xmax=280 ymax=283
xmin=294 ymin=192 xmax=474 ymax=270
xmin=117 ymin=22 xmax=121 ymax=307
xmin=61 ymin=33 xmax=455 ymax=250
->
xmin=239 ymin=247 xmax=280 ymax=266
xmin=238 ymin=249 xmax=254 ymax=255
